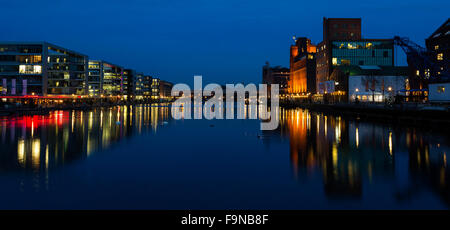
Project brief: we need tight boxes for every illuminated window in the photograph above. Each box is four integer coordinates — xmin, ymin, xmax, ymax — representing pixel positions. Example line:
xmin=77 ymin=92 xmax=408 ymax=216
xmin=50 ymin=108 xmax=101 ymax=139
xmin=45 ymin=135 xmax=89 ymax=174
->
xmin=19 ymin=65 xmax=42 ymax=74
xmin=437 ymin=53 xmax=443 ymax=61
xmin=437 ymin=86 xmax=445 ymax=93
xmin=341 ymin=59 xmax=350 ymax=65
xmin=416 ymin=70 xmax=420 ymax=76
xmin=425 ymin=69 xmax=430 ymax=78
xmin=347 ymin=43 xmax=356 ymax=49
xmin=435 ymin=45 xmax=439 ymax=50
xmin=34 ymin=65 xmax=41 ymax=73
xmin=332 ymin=58 xmax=337 ymax=65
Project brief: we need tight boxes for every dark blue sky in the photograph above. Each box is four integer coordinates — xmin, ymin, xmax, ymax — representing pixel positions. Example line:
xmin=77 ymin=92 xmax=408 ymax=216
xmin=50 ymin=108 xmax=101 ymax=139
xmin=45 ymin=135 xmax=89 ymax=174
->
xmin=1 ymin=0 xmax=448 ymax=84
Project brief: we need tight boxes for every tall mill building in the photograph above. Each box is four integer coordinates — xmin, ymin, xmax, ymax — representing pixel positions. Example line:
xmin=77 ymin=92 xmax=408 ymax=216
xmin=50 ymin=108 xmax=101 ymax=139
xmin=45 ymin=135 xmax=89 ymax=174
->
xmin=289 ymin=37 xmax=317 ymax=96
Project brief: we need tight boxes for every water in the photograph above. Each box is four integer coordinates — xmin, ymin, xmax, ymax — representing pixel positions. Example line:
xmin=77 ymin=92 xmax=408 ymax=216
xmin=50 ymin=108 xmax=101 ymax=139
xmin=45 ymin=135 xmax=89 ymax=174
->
xmin=0 ymin=105 xmax=449 ymax=209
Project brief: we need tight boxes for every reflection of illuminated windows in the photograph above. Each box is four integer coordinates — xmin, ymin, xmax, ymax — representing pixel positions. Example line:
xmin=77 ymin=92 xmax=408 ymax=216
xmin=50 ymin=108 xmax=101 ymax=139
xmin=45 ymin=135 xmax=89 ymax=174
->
xmin=19 ymin=65 xmax=42 ymax=74
xmin=18 ymin=139 xmax=25 ymax=167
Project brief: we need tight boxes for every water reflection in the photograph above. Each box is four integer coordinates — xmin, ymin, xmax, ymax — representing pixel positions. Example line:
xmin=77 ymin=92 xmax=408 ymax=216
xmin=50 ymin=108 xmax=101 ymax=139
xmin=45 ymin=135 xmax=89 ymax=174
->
xmin=269 ymin=108 xmax=450 ymax=204
xmin=1 ymin=105 xmax=449 ymax=208
xmin=0 ymin=105 xmax=170 ymax=191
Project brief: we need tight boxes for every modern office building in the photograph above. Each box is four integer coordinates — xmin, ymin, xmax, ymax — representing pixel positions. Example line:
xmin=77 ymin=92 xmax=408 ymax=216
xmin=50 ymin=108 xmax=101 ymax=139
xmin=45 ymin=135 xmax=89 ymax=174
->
xmin=0 ymin=41 xmax=175 ymax=104
xmin=151 ymin=77 xmax=160 ymax=100
xmin=88 ymin=60 xmax=102 ymax=96
xmin=135 ymin=72 xmax=144 ymax=99
xmin=0 ymin=42 xmax=88 ymax=97
xmin=159 ymin=80 xmax=173 ymax=101
xmin=143 ymin=75 xmax=152 ymax=98
xmin=289 ymin=37 xmax=317 ymax=95
xmin=262 ymin=62 xmax=290 ymax=96
xmin=425 ymin=18 xmax=449 ymax=80
xmin=101 ymin=61 xmax=123 ymax=96
xmin=326 ymin=40 xmax=395 ymax=95
xmin=88 ymin=60 xmax=124 ymax=96
xmin=123 ymin=68 xmax=136 ymax=100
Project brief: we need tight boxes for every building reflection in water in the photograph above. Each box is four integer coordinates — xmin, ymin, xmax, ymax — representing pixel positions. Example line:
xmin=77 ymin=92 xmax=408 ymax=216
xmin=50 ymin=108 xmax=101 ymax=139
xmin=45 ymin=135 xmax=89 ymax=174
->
xmin=0 ymin=105 xmax=171 ymax=191
xmin=270 ymin=108 xmax=450 ymax=204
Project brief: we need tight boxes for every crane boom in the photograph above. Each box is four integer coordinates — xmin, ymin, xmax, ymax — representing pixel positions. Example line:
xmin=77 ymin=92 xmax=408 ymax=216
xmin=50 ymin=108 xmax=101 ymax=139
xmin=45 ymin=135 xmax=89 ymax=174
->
xmin=393 ymin=36 xmax=449 ymax=82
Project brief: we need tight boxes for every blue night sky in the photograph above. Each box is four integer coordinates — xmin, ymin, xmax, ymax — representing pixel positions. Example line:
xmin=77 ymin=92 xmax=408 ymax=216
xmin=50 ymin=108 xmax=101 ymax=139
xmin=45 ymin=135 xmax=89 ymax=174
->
xmin=1 ymin=0 xmax=448 ymax=85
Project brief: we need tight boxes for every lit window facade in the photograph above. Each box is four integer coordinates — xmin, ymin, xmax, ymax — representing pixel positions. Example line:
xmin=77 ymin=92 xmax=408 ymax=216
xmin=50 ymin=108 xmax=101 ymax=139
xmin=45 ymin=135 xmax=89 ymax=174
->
xmin=425 ymin=18 xmax=449 ymax=79
xmin=151 ymin=78 xmax=160 ymax=100
xmin=0 ymin=42 xmax=88 ymax=96
xmin=102 ymin=62 xmax=123 ymax=96
xmin=331 ymin=41 xmax=393 ymax=66
xmin=142 ymin=75 xmax=152 ymax=97
xmin=88 ymin=60 xmax=102 ymax=96
xmin=316 ymin=39 xmax=394 ymax=94
xmin=88 ymin=60 xmax=123 ymax=96
xmin=123 ymin=69 xmax=135 ymax=99
xmin=135 ymin=73 xmax=144 ymax=97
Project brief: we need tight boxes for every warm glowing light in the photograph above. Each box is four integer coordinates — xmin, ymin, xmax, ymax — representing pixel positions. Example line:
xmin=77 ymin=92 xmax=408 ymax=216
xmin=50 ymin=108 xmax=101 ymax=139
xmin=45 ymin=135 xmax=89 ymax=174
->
xmin=389 ymin=132 xmax=393 ymax=155
xmin=32 ymin=139 xmax=41 ymax=168
xmin=355 ymin=128 xmax=359 ymax=148
xmin=18 ymin=139 xmax=25 ymax=167
xmin=332 ymin=143 xmax=338 ymax=169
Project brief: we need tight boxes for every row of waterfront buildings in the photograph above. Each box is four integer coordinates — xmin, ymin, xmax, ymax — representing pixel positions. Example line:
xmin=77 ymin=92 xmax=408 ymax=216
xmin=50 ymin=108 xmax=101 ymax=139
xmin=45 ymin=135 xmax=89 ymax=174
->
xmin=263 ymin=18 xmax=449 ymax=103
xmin=0 ymin=42 xmax=173 ymax=104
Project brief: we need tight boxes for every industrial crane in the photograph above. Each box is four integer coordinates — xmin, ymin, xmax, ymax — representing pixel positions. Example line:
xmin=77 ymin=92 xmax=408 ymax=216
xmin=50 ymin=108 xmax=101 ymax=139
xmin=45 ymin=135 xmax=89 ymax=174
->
xmin=393 ymin=36 xmax=449 ymax=82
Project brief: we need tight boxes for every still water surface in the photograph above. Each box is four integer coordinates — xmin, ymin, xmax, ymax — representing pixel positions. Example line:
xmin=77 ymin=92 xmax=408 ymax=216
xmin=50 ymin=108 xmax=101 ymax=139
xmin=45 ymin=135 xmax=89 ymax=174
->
xmin=0 ymin=105 xmax=449 ymax=209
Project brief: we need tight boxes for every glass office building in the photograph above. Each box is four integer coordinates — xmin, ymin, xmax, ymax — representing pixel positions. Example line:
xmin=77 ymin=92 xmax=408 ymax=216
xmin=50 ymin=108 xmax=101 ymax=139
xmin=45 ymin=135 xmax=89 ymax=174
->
xmin=151 ymin=78 xmax=160 ymax=100
xmin=102 ymin=62 xmax=123 ymax=96
xmin=88 ymin=60 xmax=102 ymax=96
xmin=0 ymin=42 xmax=88 ymax=96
